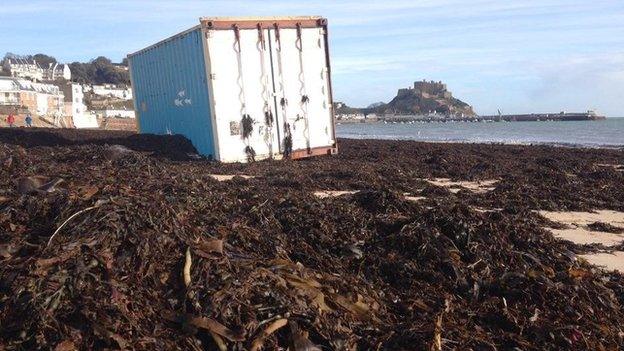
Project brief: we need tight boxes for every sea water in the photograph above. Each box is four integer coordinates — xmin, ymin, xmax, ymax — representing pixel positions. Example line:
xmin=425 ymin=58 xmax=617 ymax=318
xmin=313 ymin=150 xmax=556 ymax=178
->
xmin=336 ymin=118 xmax=624 ymax=148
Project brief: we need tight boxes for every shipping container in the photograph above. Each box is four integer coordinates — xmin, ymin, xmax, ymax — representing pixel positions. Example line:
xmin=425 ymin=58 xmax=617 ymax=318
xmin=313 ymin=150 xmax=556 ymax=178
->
xmin=127 ymin=16 xmax=337 ymax=162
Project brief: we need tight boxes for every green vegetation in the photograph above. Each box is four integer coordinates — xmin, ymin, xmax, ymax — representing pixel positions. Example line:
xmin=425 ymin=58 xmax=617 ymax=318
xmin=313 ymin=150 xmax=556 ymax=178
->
xmin=334 ymin=102 xmax=362 ymax=115
xmin=382 ymin=81 xmax=475 ymax=116
xmin=333 ymin=81 xmax=475 ymax=117
xmin=69 ymin=57 xmax=130 ymax=85
xmin=3 ymin=53 xmax=57 ymax=67
xmin=2 ymin=53 xmax=129 ymax=85
xmin=31 ymin=53 xmax=57 ymax=67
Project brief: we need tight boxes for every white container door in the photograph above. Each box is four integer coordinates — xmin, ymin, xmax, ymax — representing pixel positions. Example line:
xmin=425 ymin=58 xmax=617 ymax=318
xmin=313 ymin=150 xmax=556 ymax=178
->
xmin=268 ymin=26 xmax=335 ymax=154
xmin=204 ymin=27 xmax=280 ymax=162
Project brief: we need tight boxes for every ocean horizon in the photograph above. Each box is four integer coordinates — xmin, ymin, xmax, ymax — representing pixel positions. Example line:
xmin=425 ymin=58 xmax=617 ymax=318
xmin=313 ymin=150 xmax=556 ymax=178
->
xmin=336 ymin=117 xmax=624 ymax=148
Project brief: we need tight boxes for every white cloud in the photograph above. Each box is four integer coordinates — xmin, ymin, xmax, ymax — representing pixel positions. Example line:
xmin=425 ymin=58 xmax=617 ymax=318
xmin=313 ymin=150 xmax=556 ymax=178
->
xmin=333 ymin=57 xmax=406 ymax=74
xmin=527 ymin=53 xmax=624 ymax=115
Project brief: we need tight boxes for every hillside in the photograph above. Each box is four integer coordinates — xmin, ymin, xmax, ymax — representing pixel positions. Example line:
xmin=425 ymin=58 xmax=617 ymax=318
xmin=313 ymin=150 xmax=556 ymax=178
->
xmin=380 ymin=80 xmax=476 ymax=116
xmin=2 ymin=53 xmax=129 ymax=85
xmin=334 ymin=80 xmax=476 ymax=118
xmin=334 ymin=101 xmax=362 ymax=115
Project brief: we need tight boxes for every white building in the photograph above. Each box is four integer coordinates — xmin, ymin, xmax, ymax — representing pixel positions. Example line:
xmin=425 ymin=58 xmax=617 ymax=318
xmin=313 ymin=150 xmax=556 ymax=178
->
xmin=43 ymin=63 xmax=71 ymax=81
xmin=0 ymin=79 xmax=20 ymax=105
xmin=94 ymin=109 xmax=135 ymax=119
xmin=91 ymin=84 xmax=132 ymax=100
xmin=60 ymin=82 xmax=98 ymax=128
xmin=2 ymin=58 xmax=43 ymax=81
xmin=2 ymin=58 xmax=71 ymax=82
xmin=0 ymin=77 xmax=64 ymax=116
xmin=337 ymin=113 xmax=365 ymax=120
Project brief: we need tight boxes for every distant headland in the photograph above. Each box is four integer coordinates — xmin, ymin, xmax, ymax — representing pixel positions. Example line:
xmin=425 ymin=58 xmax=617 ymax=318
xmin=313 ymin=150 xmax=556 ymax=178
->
xmin=335 ymin=80 xmax=605 ymax=122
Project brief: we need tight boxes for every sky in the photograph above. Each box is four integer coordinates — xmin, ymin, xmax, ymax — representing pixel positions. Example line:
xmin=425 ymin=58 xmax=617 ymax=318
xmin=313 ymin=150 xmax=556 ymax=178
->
xmin=1 ymin=0 xmax=623 ymax=116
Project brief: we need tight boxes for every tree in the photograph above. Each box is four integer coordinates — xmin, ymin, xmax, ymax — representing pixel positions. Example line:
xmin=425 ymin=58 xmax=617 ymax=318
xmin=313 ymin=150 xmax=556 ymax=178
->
xmin=69 ymin=62 xmax=89 ymax=83
xmin=67 ymin=56 xmax=130 ymax=85
xmin=5 ymin=52 xmax=130 ymax=85
xmin=89 ymin=56 xmax=129 ymax=85
xmin=32 ymin=53 xmax=57 ymax=67
xmin=3 ymin=52 xmax=21 ymax=60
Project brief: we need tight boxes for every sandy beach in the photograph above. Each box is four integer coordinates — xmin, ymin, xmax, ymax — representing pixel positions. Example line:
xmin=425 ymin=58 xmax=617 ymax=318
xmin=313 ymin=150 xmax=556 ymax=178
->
xmin=1 ymin=128 xmax=623 ymax=349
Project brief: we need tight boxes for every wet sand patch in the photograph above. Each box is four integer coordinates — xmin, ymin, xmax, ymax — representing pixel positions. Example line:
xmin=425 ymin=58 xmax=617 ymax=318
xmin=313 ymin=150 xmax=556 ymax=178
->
xmin=595 ymin=163 xmax=624 ymax=172
xmin=539 ymin=210 xmax=624 ymax=246
xmin=539 ymin=210 xmax=624 ymax=227
xmin=314 ymin=191 xmax=428 ymax=202
xmin=313 ymin=190 xmax=359 ymax=199
xmin=472 ymin=207 xmax=502 ymax=213
xmin=404 ymin=195 xmax=427 ymax=202
xmin=580 ymin=251 xmax=624 ymax=273
xmin=540 ymin=209 xmax=624 ymax=272
xmin=548 ymin=228 xmax=624 ymax=246
xmin=424 ymin=178 xmax=498 ymax=193
xmin=210 ymin=174 xmax=254 ymax=181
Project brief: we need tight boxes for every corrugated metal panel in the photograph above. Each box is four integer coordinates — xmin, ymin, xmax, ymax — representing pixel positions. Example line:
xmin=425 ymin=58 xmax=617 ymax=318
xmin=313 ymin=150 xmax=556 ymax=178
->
xmin=128 ymin=28 xmax=215 ymax=157
xmin=205 ymin=28 xmax=281 ymax=163
xmin=268 ymin=26 xmax=335 ymax=152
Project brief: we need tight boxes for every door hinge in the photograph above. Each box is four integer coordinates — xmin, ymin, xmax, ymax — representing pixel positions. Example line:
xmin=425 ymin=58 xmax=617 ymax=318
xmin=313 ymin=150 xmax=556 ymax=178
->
xmin=209 ymin=73 xmax=216 ymax=80
xmin=205 ymin=31 xmax=214 ymax=39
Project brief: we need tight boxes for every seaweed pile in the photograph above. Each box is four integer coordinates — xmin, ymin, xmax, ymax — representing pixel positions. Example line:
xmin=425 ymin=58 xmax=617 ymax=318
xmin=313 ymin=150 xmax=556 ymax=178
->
xmin=1 ymin=129 xmax=623 ymax=350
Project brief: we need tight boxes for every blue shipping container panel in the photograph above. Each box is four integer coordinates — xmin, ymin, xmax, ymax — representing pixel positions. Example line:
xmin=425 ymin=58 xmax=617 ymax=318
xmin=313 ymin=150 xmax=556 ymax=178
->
xmin=129 ymin=28 xmax=215 ymax=157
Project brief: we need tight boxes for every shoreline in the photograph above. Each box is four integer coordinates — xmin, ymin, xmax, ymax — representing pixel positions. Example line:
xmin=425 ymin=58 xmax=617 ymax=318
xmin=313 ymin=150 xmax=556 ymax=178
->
xmin=338 ymin=134 xmax=624 ymax=150
xmin=2 ymin=125 xmax=622 ymax=150
xmin=336 ymin=118 xmax=624 ymax=150
xmin=336 ymin=116 xmax=622 ymax=125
